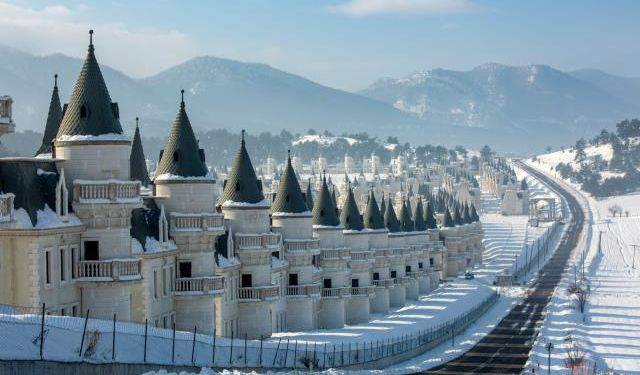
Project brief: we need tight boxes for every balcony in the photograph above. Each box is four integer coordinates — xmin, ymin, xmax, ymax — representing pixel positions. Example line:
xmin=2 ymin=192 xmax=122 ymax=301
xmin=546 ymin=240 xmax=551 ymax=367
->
xmin=284 ymin=239 xmax=320 ymax=252
xmin=373 ymin=279 xmax=395 ymax=288
xmin=407 ymin=270 xmax=428 ymax=278
xmin=321 ymin=287 xmax=351 ymax=298
xmin=174 ymin=276 xmax=224 ymax=296
xmin=73 ymin=180 xmax=141 ymax=204
xmin=170 ymin=213 xmax=224 ymax=233
xmin=76 ymin=259 xmax=141 ymax=282
xmin=286 ymin=283 xmax=321 ymax=298
xmin=236 ymin=233 xmax=281 ymax=250
xmin=349 ymin=251 xmax=375 ymax=262
xmin=0 ymin=193 xmax=14 ymax=223
xmin=319 ymin=248 xmax=350 ymax=260
xmin=351 ymin=286 xmax=375 ymax=296
xmin=238 ymin=285 xmax=280 ymax=301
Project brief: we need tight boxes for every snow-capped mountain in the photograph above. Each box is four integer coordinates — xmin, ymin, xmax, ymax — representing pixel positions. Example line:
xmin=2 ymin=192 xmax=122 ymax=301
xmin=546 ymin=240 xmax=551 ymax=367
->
xmin=360 ymin=63 xmax=639 ymax=136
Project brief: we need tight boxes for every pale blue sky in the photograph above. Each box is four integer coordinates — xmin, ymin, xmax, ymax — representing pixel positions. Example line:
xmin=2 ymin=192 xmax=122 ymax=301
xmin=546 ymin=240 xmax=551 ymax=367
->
xmin=1 ymin=0 xmax=638 ymax=91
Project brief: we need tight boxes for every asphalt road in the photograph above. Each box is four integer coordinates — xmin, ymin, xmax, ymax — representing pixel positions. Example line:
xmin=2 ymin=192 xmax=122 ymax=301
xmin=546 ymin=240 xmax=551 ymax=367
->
xmin=422 ymin=161 xmax=585 ymax=375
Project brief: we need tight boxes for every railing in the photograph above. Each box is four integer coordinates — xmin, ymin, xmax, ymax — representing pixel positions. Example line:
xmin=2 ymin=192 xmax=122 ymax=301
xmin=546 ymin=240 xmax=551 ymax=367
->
xmin=73 ymin=180 xmax=141 ymax=203
xmin=407 ymin=270 xmax=428 ymax=278
xmin=284 ymin=239 xmax=320 ymax=252
xmin=350 ymin=251 xmax=375 ymax=261
xmin=174 ymin=276 xmax=224 ymax=295
xmin=0 ymin=193 xmax=14 ymax=222
xmin=236 ymin=233 xmax=281 ymax=250
xmin=170 ymin=213 xmax=224 ymax=232
xmin=373 ymin=279 xmax=396 ymax=288
xmin=398 ymin=276 xmax=412 ymax=284
xmin=321 ymin=287 xmax=351 ymax=298
xmin=76 ymin=259 xmax=141 ymax=281
xmin=238 ymin=285 xmax=280 ymax=300
xmin=351 ymin=286 xmax=375 ymax=296
xmin=319 ymin=248 xmax=350 ymax=260
xmin=286 ymin=283 xmax=321 ymax=297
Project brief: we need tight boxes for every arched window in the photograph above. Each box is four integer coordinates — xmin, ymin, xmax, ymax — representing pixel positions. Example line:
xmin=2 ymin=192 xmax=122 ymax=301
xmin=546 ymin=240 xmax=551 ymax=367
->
xmin=235 ymin=182 xmax=241 ymax=192
xmin=173 ymin=151 xmax=180 ymax=162
xmin=285 ymin=195 xmax=290 ymax=202
xmin=80 ymin=105 xmax=88 ymax=119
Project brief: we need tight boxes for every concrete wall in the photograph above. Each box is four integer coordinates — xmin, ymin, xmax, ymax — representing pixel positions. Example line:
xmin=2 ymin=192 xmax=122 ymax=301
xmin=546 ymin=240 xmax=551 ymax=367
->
xmin=154 ymin=182 xmax=216 ymax=214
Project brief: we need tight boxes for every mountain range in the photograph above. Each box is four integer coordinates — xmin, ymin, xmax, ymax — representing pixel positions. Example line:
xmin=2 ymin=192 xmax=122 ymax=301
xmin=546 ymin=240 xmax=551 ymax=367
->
xmin=1 ymin=45 xmax=639 ymax=152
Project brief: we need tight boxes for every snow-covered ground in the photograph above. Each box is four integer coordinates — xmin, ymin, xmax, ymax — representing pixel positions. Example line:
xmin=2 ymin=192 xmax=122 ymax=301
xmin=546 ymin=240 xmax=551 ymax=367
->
xmin=527 ymin=160 xmax=640 ymax=374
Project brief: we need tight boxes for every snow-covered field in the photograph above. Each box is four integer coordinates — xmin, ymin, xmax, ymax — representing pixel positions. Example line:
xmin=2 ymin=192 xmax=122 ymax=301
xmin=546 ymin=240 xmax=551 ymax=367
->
xmin=527 ymin=160 xmax=640 ymax=374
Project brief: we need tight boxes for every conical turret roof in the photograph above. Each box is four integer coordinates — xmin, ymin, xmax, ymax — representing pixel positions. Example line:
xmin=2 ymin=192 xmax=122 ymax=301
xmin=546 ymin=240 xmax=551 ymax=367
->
xmin=453 ymin=203 xmax=464 ymax=226
xmin=463 ymin=203 xmax=472 ymax=224
xmin=424 ymin=200 xmax=437 ymax=229
xmin=36 ymin=74 xmax=62 ymax=155
xmin=312 ymin=173 xmax=340 ymax=226
xmin=413 ymin=197 xmax=427 ymax=231
xmin=384 ymin=195 xmax=401 ymax=233
xmin=57 ymin=30 xmax=123 ymax=138
xmin=363 ymin=189 xmax=385 ymax=230
xmin=218 ymin=131 xmax=265 ymax=205
xmin=305 ymin=179 xmax=314 ymax=211
xmin=271 ymin=151 xmax=309 ymax=214
xmin=130 ymin=118 xmax=151 ymax=186
xmin=443 ymin=207 xmax=455 ymax=228
xmin=470 ymin=204 xmax=479 ymax=222
xmin=340 ymin=185 xmax=364 ymax=231
xmin=399 ymin=198 xmax=414 ymax=232
xmin=155 ymin=92 xmax=208 ymax=179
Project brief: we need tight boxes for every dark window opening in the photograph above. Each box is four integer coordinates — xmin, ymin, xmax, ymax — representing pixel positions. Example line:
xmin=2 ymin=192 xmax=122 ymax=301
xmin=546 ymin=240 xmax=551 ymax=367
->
xmin=235 ymin=182 xmax=241 ymax=192
xmin=179 ymin=262 xmax=192 ymax=278
xmin=84 ymin=241 xmax=99 ymax=261
xmin=419 ymin=262 xmax=424 ymax=269
xmin=288 ymin=273 xmax=298 ymax=286
xmin=285 ymin=195 xmax=290 ymax=202
xmin=429 ymin=258 xmax=434 ymax=266
xmin=241 ymin=274 xmax=252 ymax=288
xmin=272 ymin=250 xmax=280 ymax=259
xmin=323 ymin=278 xmax=332 ymax=288
xmin=373 ymin=272 xmax=380 ymax=281
xmin=80 ymin=105 xmax=88 ymax=119
xmin=391 ymin=270 xmax=397 ymax=278
xmin=351 ymin=278 xmax=359 ymax=287
xmin=320 ymin=209 xmax=324 ymax=217
xmin=406 ymin=265 xmax=411 ymax=273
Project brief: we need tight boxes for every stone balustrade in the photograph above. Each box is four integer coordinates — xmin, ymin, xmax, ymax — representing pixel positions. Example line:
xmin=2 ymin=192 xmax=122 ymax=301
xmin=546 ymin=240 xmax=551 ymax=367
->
xmin=238 ymin=285 xmax=280 ymax=301
xmin=170 ymin=213 xmax=224 ymax=232
xmin=350 ymin=286 xmax=375 ymax=296
xmin=373 ymin=278 xmax=396 ymax=288
xmin=236 ymin=233 xmax=281 ymax=250
xmin=73 ymin=180 xmax=141 ymax=203
xmin=286 ymin=283 xmax=321 ymax=297
xmin=174 ymin=276 xmax=224 ymax=295
xmin=321 ymin=287 xmax=351 ymax=298
xmin=77 ymin=259 xmax=141 ymax=281
xmin=349 ymin=251 xmax=375 ymax=262
xmin=284 ymin=239 xmax=320 ymax=252
xmin=319 ymin=247 xmax=350 ymax=260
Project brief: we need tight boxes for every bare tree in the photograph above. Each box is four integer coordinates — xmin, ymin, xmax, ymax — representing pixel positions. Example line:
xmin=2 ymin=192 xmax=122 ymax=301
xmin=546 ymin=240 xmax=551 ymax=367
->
xmin=576 ymin=287 xmax=590 ymax=314
xmin=608 ymin=204 xmax=622 ymax=217
xmin=564 ymin=339 xmax=586 ymax=374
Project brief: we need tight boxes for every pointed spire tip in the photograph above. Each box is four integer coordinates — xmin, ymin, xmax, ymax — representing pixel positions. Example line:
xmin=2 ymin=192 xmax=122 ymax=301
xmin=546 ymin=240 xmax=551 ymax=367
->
xmin=89 ymin=29 xmax=94 ymax=46
xmin=54 ymin=74 xmax=58 ymax=88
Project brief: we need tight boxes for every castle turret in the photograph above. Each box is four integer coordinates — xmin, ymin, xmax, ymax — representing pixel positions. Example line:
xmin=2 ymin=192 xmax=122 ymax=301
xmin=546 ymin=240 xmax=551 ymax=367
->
xmin=129 ymin=118 xmax=151 ymax=187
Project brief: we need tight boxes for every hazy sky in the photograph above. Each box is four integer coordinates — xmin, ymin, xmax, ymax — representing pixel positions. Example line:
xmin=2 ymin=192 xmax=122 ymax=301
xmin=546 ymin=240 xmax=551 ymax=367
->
xmin=1 ymin=0 xmax=638 ymax=91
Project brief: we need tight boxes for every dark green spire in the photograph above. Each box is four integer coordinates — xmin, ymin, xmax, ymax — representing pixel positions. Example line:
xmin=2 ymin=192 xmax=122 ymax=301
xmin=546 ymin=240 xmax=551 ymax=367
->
xmin=399 ymin=198 xmax=414 ymax=232
xmin=331 ymin=186 xmax=338 ymax=216
xmin=312 ymin=173 xmax=340 ymax=226
xmin=36 ymin=74 xmax=62 ymax=155
xmin=384 ymin=195 xmax=401 ymax=233
xmin=453 ymin=203 xmax=464 ymax=226
xmin=155 ymin=91 xmax=208 ymax=178
xmin=271 ymin=151 xmax=309 ymax=214
xmin=305 ymin=179 xmax=314 ymax=211
xmin=380 ymin=194 xmax=386 ymax=216
xmin=363 ymin=189 xmax=385 ymax=230
xmin=218 ymin=130 xmax=265 ymax=205
xmin=340 ymin=184 xmax=364 ymax=231
xmin=471 ymin=204 xmax=479 ymax=222
xmin=413 ymin=197 xmax=427 ymax=231
xmin=130 ymin=117 xmax=151 ymax=186
xmin=463 ymin=203 xmax=472 ymax=224
xmin=57 ymin=30 xmax=124 ymax=137
xmin=424 ymin=200 xmax=437 ymax=229
xmin=443 ymin=207 xmax=455 ymax=228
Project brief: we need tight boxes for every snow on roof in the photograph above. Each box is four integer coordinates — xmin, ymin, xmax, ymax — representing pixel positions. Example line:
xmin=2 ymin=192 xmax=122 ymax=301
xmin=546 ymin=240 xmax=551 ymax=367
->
xmin=154 ymin=173 xmax=215 ymax=182
xmin=55 ymin=133 xmax=129 ymax=142
xmin=9 ymin=206 xmax=82 ymax=230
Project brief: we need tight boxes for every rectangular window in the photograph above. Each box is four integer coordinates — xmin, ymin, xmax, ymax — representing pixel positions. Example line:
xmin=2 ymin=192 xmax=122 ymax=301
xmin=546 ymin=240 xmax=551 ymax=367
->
xmin=323 ymin=278 xmax=332 ymax=289
xmin=61 ymin=308 xmax=66 ymax=316
xmin=391 ymin=270 xmax=397 ymax=278
xmin=60 ymin=248 xmax=66 ymax=281
xmin=71 ymin=246 xmax=78 ymax=279
xmin=72 ymin=305 xmax=78 ymax=317
xmin=429 ymin=258 xmax=434 ymax=266
xmin=406 ymin=265 xmax=411 ymax=273
xmin=241 ymin=274 xmax=252 ymax=288
xmin=163 ymin=316 xmax=168 ymax=329
xmin=45 ymin=250 xmax=51 ymax=285
xmin=288 ymin=273 xmax=298 ymax=286
xmin=84 ymin=241 xmax=99 ymax=260
xmin=179 ymin=262 xmax=192 ymax=278
xmin=351 ymin=278 xmax=359 ymax=287
xmin=162 ymin=268 xmax=167 ymax=297
xmin=419 ymin=262 xmax=424 ymax=269
xmin=373 ymin=272 xmax=380 ymax=281
xmin=153 ymin=269 xmax=158 ymax=299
